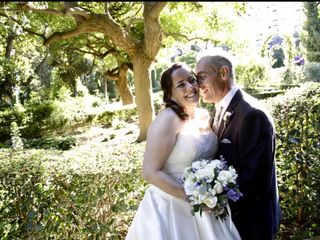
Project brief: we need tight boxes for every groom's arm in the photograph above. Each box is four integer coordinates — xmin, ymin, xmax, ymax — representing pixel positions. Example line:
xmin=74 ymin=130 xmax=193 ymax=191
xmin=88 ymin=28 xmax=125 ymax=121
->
xmin=237 ymin=109 xmax=274 ymax=201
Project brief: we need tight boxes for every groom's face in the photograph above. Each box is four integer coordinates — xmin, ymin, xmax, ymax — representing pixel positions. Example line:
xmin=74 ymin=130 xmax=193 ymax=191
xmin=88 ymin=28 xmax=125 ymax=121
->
xmin=195 ymin=59 xmax=225 ymax=104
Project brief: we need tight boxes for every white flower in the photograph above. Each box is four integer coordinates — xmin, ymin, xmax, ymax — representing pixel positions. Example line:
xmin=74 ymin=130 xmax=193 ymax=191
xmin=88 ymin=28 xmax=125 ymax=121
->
xmin=213 ymin=181 xmax=224 ymax=194
xmin=228 ymin=166 xmax=238 ymax=181
xmin=217 ymin=170 xmax=234 ymax=186
xmin=223 ymin=111 xmax=233 ymax=123
xmin=194 ymin=166 xmax=215 ymax=180
xmin=192 ymin=159 xmax=208 ymax=170
xmin=192 ymin=193 xmax=206 ymax=205
xmin=181 ymin=158 xmax=242 ymax=219
xmin=184 ymin=178 xmax=196 ymax=195
xmin=203 ymin=195 xmax=218 ymax=208
xmin=207 ymin=159 xmax=224 ymax=169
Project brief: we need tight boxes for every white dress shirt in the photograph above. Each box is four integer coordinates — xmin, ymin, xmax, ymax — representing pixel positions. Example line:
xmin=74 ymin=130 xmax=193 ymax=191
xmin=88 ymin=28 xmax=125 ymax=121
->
xmin=215 ymin=85 xmax=239 ymax=127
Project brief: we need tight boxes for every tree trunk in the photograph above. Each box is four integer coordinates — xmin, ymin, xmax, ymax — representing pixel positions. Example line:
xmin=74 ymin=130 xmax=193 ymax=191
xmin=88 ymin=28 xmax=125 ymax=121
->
xmin=103 ymin=78 xmax=109 ymax=103
xmin=132 ymin=55 xmax=155 ymax=142
xmin=71 ymin=79 xmax=77 ymax=97
xmin=1 ymin=32 xmax=16 ymax=105
xmin=114 ymin=64 xmax=133 ymax=105
xmin=11 ymin=2 xmax=167 ymax=140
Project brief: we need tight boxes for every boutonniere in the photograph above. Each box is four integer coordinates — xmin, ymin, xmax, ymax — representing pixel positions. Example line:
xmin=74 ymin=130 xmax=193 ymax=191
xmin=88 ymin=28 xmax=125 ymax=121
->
xmin=222 ymin=111 xmax=233 ymax=126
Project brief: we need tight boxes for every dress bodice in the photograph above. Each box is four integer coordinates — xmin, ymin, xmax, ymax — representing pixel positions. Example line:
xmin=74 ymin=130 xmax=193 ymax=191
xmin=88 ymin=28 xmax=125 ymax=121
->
xmin=163 ymin=120 xmax=218 ymax=182
xmin=126 ymin=118 xmax=241 ymax=240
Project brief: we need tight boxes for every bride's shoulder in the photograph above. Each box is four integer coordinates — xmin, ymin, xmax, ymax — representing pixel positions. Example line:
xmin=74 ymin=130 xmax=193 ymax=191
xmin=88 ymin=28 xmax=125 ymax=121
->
xmin=157 ymin=107 xmax=181 ymax=121
xmin=150 ymin=108 xmax=183 ymax=132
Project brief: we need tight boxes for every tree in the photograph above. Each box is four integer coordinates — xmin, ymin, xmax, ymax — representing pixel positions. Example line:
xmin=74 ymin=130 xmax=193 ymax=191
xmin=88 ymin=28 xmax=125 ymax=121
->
xmin=0 ymin=2 xmax=247 ymax=141
xmin=1 ymin=2 xmax=166 ymax=141
xmin=0 ymin=15 xmax=44 ymax=107
xmin=63 ymin=34 xmax=134 ymax=104
xmin=302 ymin=2 xmax=320 ymax=62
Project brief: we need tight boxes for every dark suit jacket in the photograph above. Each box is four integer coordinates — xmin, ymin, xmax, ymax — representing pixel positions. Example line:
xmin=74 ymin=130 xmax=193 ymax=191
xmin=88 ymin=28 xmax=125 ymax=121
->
xmin=213 ymin=89 xmax=281 ymax=240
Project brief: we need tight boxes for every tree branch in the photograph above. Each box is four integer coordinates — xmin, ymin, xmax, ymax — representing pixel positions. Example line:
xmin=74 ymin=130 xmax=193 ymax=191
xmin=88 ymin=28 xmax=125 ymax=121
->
xmin=44 ymin=28 xmax=88 ymax=46
xmin=163 ymin=31 xmax=212 ymax=42
xmin=100 ymin=11 xmax=140 ymax=55
xmin=143 ymin=2 xmax=167 ymax=59
xmin=104 ymin=67 xmax=119 ymax=80
xmin=72 ymin=46 xmax=117 ymax=60
xmin=4 ymin=2 xmax=141 ymax=55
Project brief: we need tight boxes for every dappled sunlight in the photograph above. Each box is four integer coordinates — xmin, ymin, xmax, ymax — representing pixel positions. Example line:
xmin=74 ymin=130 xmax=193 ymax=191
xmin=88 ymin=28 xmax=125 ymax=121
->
xmin=63 ymin=121 xmax=141 ymax=161
xmin=0 ymin=1 xmax=319 ymax=238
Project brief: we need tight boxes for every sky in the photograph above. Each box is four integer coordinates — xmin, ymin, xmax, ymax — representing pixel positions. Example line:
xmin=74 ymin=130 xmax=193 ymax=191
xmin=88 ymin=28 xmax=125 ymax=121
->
xmin=243 ymin=2 xmax=305 ymax=49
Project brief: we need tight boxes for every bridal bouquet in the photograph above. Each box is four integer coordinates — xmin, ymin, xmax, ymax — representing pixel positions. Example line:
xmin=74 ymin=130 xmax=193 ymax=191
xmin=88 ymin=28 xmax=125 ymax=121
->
xmin=181 ymin=158 xmax=242 ymax=220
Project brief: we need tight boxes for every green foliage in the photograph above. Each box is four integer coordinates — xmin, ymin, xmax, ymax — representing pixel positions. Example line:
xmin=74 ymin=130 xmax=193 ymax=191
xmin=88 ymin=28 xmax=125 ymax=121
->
xmin=302 ymin=2 xmax=320 ymax=62
xmin=10 ymin=121 xmax=23 ymax=150
xmin=176 ymin=51 xmax=197 ymax=69
xmin=0 ymin=17 xmax=45 ymax=105
xmin=96 ymin=111 xmax=115 ymax=128
xmin=114 ymin=108 xmax=138 ymax=123
xmin=271 ymin=46 xmax=285 ymax=68
xmin=0 ymin=91 xmax=105 ymax=142
xmin=25 ymin=137 xmax=76 ymax=151
xmin=235 ymin=58 xmax=269 ymax=88
xmin=94 ymin=106 xmax=138 ymax=127
xmin=260 ymin=33 xmax=302 ymax=77
xmin=281 ymin=66 xmax=305 ymax=85
xmin=0 ymin=105 xmax=27 ymax=141
xmin=265 ymin=82 xmax=320 ymax=239
xmin=0 ymin=141 xmax=146 ymax=239
xmin=22 ymin=100 xmax=62 ymax=138
xmin=303 ymin=62 xmax=320 ymax=82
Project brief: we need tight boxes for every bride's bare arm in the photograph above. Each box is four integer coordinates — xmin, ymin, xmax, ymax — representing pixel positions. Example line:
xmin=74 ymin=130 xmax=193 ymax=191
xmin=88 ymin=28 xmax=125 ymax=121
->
xmin=142 ymin=108 xmax=186 ymax=200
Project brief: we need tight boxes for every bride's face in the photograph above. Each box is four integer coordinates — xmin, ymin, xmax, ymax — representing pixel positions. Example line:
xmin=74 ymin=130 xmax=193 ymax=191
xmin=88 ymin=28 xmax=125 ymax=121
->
xmin=170 ymin=67 xmax=199 ymax=108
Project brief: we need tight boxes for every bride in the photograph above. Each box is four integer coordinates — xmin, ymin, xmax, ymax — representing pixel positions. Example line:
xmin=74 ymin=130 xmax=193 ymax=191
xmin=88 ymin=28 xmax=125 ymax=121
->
xmin=126 ymin=63 xmax=241 ymax=240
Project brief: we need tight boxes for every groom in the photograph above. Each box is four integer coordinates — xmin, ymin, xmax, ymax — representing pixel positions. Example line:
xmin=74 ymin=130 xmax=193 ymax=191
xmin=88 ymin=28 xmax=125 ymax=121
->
xmin=195 ymin=52 xmax=281 ymax=240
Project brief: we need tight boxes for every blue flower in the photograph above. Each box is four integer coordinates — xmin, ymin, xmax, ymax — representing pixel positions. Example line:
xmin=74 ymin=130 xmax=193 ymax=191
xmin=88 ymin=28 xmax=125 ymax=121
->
xmin=227 ymin=189 xmax=242 ymax=202
xmin=293 ymin=55 xmax=305 ymax=66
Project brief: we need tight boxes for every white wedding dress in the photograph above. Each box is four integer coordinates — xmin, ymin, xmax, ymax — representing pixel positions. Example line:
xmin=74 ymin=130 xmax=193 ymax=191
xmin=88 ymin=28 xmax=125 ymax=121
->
xmin=126 ymin=120 xmax=241 ymax=240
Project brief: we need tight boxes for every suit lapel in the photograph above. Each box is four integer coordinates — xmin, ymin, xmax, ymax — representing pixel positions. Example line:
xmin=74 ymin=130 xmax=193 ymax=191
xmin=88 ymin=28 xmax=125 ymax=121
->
xmin=218 ymin=89 xmax=243 ymax=141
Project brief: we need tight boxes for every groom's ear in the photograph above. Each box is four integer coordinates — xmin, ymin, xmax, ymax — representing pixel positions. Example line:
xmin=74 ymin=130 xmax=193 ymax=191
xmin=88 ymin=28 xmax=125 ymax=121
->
xmin=219 ymin=66 xmax=229 ymax=81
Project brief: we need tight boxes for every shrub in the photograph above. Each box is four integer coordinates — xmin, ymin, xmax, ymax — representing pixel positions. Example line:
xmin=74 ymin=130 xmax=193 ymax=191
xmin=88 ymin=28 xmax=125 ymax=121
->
xmin=303 ymin=62 xmax=320 ymax=82
xmin=0 ymin=141 xmax=146 ymax=239
xmin=96 ymin=111 xmax=115 ymax=128
xmin=281 ymin=66 xmax=305 ymax=85
xmin=235 ymin=58 xmax=269 ymax=88
xmin=24 ymin=136 xmax=76 ymax=150
xmin=95 ymin=105 xmax=138 ymax=127
xmin=23 ymin=101 xmax=59 ymax=138
xmin=0 ymin=105 xmax=27 ymax=141
xmin=10 ymin=122 xmax=23 ymax=150
xmin=265 ymin=82 xmax=320 ymax=239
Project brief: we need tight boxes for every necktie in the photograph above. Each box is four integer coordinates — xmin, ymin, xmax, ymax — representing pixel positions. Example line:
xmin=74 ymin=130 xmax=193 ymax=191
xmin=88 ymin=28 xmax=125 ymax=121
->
xmin=213 ymin=106 xmax=223 ymax=134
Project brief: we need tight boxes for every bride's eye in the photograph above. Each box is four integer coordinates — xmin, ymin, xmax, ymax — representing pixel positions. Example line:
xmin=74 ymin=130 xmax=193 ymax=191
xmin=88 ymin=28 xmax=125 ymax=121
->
xmin=189 ymin=77 xmax=197 ymax=84
xmin=177 ymin=83 xmax=185 ymax=88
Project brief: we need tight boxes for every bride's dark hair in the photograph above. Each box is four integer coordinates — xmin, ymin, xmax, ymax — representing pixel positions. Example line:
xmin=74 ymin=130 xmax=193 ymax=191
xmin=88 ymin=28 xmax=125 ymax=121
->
xmin=160 ymin=63 xmax=190 ymax=120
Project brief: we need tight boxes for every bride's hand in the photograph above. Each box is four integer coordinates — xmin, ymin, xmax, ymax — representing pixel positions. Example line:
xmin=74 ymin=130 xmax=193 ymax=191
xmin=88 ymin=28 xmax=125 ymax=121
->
xmin=202 ymin=206 xmax=214 ymax=212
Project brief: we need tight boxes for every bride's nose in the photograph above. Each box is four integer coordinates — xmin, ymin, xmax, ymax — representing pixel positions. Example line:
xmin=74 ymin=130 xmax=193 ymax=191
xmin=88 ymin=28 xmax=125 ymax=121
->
xmin=185 ymin=82 xmax=194 ymax=91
